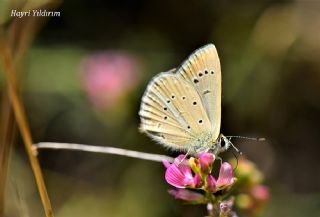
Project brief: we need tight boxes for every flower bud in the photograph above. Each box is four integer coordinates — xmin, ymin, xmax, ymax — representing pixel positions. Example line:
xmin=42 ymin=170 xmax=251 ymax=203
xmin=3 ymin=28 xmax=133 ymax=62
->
xmin=168 ymin=189 xmax=205 ymax=202
xmin=189 ymin=157 xmax=200 ymax=174
xmin=193 ymin=173 xmax=202 ymax=188
xmin=236 ymin=194 xmax=253 ymax=209
xmin=199 ymin=152 xmax=215 ymax=173
xmin=206 ymin=174 xmax=216 ymax=192
xmin=216 ymin=162 xmax=235 ymax=189
xmin=251 ymin=185 xmax=270 ymax=201
xmin=220 ymin=198 xmax=234 ymax=215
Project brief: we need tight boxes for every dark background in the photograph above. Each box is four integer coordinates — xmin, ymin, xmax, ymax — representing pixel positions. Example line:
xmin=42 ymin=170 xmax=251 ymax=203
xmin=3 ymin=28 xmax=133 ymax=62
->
xmin=2 ymin=0 xmax=320 ymax=216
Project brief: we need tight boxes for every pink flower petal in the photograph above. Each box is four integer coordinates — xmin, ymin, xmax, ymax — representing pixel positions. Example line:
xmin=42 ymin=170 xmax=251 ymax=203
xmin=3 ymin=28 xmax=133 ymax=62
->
xmin=164 ymin=155 xmax=194 ymax=188
xmin=193 ymin=173 xmax=202 ymax=188
xmin=216 ymin=162 xmax=234 ymax=188
xmin=206 ymin=175 xmax=217 ymax=192
xmin=173 ymin=155 xmax=193 ymax=178
xmin=168 ymin=189 xmax=204 ymax=202
xmin=162 ymin=160 xmax=171 ymax=169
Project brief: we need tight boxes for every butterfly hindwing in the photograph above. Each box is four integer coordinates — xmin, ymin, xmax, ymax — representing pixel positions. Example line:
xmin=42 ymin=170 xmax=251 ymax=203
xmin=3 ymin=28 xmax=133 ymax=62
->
xmin=139 ymin=71 xmax=212 ymax=150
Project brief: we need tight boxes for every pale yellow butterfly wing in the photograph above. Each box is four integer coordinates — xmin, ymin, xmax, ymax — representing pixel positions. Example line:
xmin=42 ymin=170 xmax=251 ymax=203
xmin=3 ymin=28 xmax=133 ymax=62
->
xmin=139 ymin=71 xmax=212 ymax=151
xmin=177 ymin=44 xmax=221 ymax=141
xmin=139 ymin=44 xmax=221 ymax=151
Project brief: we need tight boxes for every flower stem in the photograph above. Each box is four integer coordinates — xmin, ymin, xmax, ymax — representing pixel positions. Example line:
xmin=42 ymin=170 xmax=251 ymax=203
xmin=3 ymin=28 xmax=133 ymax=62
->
xmin=35 ymin=142 xmax=175 ymax=163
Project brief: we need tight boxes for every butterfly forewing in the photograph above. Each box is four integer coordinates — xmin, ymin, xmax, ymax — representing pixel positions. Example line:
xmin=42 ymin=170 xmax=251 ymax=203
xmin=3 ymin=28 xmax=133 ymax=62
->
xmin=177 ymin=44 xmax=221 ymax=141
xmin=139 ymin=44 xmax=222 ymax=151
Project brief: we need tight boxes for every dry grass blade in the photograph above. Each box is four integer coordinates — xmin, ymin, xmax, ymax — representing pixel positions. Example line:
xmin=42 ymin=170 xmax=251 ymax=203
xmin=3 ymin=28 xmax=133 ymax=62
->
xmin=0 ymin=30 xmax=54 ymax=217
xmin=0 ymin=93 xmax=15 ymax=215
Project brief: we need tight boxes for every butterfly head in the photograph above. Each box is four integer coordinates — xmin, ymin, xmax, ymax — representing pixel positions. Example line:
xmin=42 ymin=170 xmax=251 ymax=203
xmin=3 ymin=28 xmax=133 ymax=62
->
xmin=209 ymin=134 xmax=231 ymax=155
xmin=217 ymin=134 xmax=231 ymax=152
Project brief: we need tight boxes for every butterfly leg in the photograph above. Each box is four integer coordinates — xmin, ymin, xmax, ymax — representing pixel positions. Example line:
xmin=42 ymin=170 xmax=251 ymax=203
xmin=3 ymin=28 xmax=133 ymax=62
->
xmin=224 ymin=136 xmax=242 ymax=155
xmin=178 ymin=147 xmax=193 ymax=165
xmin=216 ymin=156 xmax=222 ymax=166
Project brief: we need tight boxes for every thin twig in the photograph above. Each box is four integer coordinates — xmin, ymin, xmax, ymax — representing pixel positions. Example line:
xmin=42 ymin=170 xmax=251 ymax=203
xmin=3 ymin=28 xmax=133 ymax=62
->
xmin=35 ymin=142 xmax=174 ymax=163
xmin=0 ymin=30 xmax=54 ymax=217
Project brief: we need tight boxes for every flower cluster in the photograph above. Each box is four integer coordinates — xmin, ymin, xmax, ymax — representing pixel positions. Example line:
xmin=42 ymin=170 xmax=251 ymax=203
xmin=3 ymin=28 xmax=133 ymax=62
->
xmin=163 ymin=153 xmax=236 ymax=216
xmin=230 ymin=157 xmax=270 ymax=216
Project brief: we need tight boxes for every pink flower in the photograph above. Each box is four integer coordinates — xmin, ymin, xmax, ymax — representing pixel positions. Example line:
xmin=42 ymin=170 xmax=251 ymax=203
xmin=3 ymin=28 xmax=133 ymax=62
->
xmin=251 ymin=185 xmax=270 ymax=201
xmin=81 ymin=51 xmax=141 ymax=108
xmin=216 ymin=162 xmax=235 ymax=188
xmin=163 ymin=155 xmax=200 ymax=188
xmin=220 ymin=198 xmax=236 ymax=217
xmin=164 ymin=155 xmax=236 ymax=204
xmin=206 ymin=175 xmax=216 ymax=192
xmin=199 ymin=152 xmax=215 ymax=173
xmin=168 ymin=189 xmax=205 ymax=202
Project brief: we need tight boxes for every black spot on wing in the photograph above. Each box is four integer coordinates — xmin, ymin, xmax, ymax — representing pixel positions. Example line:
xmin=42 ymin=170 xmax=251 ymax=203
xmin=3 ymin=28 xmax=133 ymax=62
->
xmin=203 ymin=90 xmax=211 ymax=95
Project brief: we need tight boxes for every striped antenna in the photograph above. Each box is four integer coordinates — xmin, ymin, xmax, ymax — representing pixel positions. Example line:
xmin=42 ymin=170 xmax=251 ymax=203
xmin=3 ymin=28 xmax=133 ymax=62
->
xmin=226 ymin=136 xmax=266 ymax=142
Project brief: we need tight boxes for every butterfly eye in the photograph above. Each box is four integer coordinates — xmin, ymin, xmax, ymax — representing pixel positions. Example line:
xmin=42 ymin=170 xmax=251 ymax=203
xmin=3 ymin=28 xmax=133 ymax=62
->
xmin=198 ymin=120 xmax=203 ymax=124
xmin=193 ymin=101 xmax=197 ymax=105
xmin=163 ymin=107 xmax=168 ymax=111
xmin=182 ymin=96 xmax=186 ymax=100
xmin=198 ymin=73 xmax=203 ymax=77
xmin=211 ymin=71 xmax=214 ymax=74
xmin=205 ymin=70 xmax=208 ymax=74
xmin=220 ymin=139 xmax=226 ymax=147
xmin=193 ymin=79 xmax=199 ymax=84
xmin=171 ymin=95 xmax=175 ymax=99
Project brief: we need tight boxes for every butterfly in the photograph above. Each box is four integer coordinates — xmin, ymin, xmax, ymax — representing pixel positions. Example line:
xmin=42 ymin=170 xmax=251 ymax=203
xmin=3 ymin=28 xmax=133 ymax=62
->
xmin=139 ymin=44 xmax=233 ymax=155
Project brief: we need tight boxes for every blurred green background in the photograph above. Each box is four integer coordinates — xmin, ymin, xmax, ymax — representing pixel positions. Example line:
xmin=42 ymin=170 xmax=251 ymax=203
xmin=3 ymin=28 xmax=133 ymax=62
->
xmin=1 ymin=0 xmax=320 ymax=216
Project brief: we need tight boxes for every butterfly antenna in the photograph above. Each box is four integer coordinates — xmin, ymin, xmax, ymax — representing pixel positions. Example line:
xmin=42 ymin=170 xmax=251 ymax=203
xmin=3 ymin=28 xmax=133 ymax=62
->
xmin=227 ymin=136 xmax=266 ymax=142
